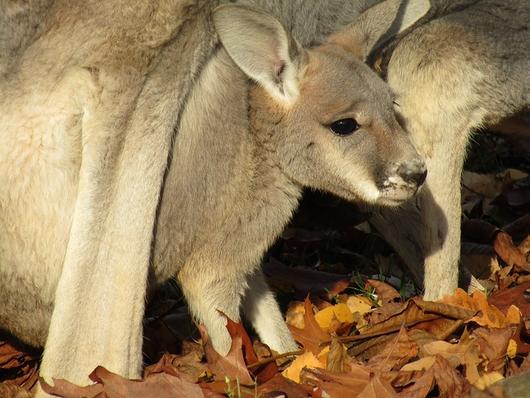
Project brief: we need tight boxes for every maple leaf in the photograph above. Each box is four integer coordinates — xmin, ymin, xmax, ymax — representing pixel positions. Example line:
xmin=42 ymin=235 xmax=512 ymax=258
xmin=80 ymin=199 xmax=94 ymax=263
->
xmin=288 ymin=297 xmax=331 ymax=355
xmin=199 ymin=325 xmax=254 ymax=385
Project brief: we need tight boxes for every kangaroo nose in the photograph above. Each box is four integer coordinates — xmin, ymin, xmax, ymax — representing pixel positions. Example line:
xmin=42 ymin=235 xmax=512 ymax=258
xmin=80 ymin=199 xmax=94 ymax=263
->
xmin=397 ymin=160 xmax=427 ymax=187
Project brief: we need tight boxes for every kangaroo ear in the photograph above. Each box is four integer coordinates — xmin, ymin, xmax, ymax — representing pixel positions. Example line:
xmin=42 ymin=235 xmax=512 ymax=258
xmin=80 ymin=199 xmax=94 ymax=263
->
xmin=213 ymin=4 xmax=303 ymax=105
xmin=327 ymin=0 xmax=431 ymax=61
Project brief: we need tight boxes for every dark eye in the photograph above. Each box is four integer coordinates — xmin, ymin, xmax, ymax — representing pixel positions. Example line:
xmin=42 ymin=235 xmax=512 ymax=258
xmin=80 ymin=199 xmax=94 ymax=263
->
xmin=329 ymin=118 xmax=359 ymax=136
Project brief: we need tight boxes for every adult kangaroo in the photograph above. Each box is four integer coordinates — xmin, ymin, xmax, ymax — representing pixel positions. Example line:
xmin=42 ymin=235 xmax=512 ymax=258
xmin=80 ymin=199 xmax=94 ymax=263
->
xmin=0 ymin=0 xmax=428 ymax=394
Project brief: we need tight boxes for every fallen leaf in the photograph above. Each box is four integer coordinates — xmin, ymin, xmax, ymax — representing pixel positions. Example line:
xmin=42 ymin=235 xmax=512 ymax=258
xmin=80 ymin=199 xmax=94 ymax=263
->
xmin=0 ymin=383 xmax=32 ymax=398
xmin=362 ymin=300 xmax=439 ymax=336
xmin=506 ymin=339 xmax=517 ymax=359
xmin=493 ymin=231 xmax=530 ymax=272
xmin=441 ymin=289 xmax=516 ymax=328
xmin=257 ymin=373 xmax=309 ymax=398
xmin=345 ymin=295 xmax=373 ymax=315
xmin=144 ymin=352 xmax=208 ymax=382
xmin=473 ymin=372 xmax=504 ymax=390
xmin=368 ymin=326 xmax=418 ymax=372
xmin=397 ymin=369 xmax=434 ymax=398
xmin=289 ymin=297 xmax=331 ymax=355
xmin=199 ymin=325 xmax=253 ymax=385
xmin=473 ymin=327 xmax=513 ymax=373
xmin=315 ymin=303 xmax=353 ymax=331
xmin=400 ymin=356 xmax=436 ymax=372
xmin=366 ymin=279 xmax=401 ymax=304
xmin=326 ymin=338 xmax=349 ymax=373
xmin=300 ymin=366 xmax=370 ymax=396
xmin=282 ymin=351 xmax=324 ymax=383
xmin=431 ymin=356 xmax=470 ymax=398
xmin=488 ymin=281 xmax=530 ymax=317
xmin=357 ymin=374 xmax=397 ymax=398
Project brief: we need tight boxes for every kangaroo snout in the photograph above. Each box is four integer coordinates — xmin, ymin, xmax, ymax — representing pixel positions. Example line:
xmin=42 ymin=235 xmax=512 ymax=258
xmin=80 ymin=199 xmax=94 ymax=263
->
xmin=377 ymin=157 xmax=427 ymax=206
xmin=397 ymin=159 xmax=427 ymax=187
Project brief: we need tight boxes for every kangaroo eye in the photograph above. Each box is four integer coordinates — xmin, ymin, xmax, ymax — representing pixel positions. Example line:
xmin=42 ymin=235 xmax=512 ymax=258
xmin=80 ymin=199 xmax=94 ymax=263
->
xmin=329 ymin=118 xmax=359 ymax=136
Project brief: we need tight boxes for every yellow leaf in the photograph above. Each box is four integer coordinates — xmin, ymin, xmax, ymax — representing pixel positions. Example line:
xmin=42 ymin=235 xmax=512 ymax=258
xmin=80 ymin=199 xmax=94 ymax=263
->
xmin=473 ymin=371 xmax=504 ymax=390
xmin=317 ymin=346 xmax=330 ymax=368
xmin=506 ymin=305 xmax=521 ymax=325
xmin=314 ymin=306 xmax=336 ymax=329
xmin=507 ymin=339 xmax=517 ymax=359
xmin=333 ymin=303 xmax=354 ymax=323
xmin=401 ymin=356 xmax=436 ymax=371
xmin=346 ymin=295 xmax=373 ymax=315
xmin=314 ymin=303 xmax=354 ymax=330
xmin=282 ymin=351 xmax=324 ymax=383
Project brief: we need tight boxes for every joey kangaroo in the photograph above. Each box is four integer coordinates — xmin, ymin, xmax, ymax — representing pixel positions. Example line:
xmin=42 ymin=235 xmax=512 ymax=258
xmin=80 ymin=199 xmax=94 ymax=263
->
xmin=247 ymin=0 xmax=530 ymax=300
xmin=0 ymin=0 xmax=427 ymax=393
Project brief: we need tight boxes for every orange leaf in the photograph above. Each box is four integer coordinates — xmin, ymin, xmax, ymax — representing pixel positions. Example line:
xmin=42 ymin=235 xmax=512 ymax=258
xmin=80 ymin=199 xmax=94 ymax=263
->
xmin=288 ymin=297 xmax=331 ymax=355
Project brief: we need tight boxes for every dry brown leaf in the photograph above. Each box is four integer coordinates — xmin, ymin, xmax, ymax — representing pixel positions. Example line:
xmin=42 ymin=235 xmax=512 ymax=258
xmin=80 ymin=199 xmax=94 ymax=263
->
xmin=420 ymin=336 xmax=481 ymax=384
xmin=400 ymin=356 xmax=436 ymax=372
xmin=257 ymin=373 xmax=310 ymax=398
xmin=0 ymin=383 xmax=33 ymax=398
xmin=473 ymin=372 xmax=504 ymax=390
xmin=415 ymin=299 xmax=476 ymax=320
xmin=199 ymin=325 xmax=253 ymax=385
xmin=300 ymin=366 xmax=371 ymax=396
xmin=144 ymin=352 xmax=208 ymax=382
xmin=41 ymin=365 xmax=221 ymax=398
xmin=357 ymin=374 xmax=397 ymax=398
xmin=493 ymin=231 xmax=530 ymax=272
xmin=366 ymin=279 xmax=401 ymax=304
xmin=362 ymin=300 xmax=439 ymax=336
xmin=288 ymin=297 xmax=331 ymax=355
xmin=347 ymin=333 xmax=396 ymax=360
xmin=40 ymin=377 xmax=104 ymax=398
xmin=0 ymin=341 xmax=39 ymax=389
xmin=326 ymin=338 xmax=349 ymax=373
xmin=473 ymin=327 xmax=514 ymax=373
xmin=430 ymin=355 xmax=470 ymax=398
xmin=367 ymin=326 xmax=418 ymax=372
xmin=397 ymin=369 xmax=434 ymax=398
xmin=412 ymin=317 xmax=464 ymax=340
xmin=440 ymin=289 xmax=517 ymax=328
xmin=488 ymin=281 xmax=530 ymax=317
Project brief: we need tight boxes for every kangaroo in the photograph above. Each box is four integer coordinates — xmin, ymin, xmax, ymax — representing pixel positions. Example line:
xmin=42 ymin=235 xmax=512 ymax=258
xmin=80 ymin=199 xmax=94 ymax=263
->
xmin=245 ymin=0 xmax=530 ymax=300
xmin=0 ymin=0 xmax=428 ymax=393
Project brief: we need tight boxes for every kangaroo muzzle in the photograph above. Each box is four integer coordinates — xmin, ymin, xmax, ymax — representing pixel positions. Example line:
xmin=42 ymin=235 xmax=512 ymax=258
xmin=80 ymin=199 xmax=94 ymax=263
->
xmin=376 ymin=158 xmax=427 ymax=205
xmin=397 ymin=158 xmax=428 ymax=188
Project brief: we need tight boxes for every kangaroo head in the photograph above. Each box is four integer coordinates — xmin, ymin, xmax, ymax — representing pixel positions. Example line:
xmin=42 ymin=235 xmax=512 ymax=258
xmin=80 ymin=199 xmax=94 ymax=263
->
xmin=213 ymin=3 xmax=428 ymax=206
